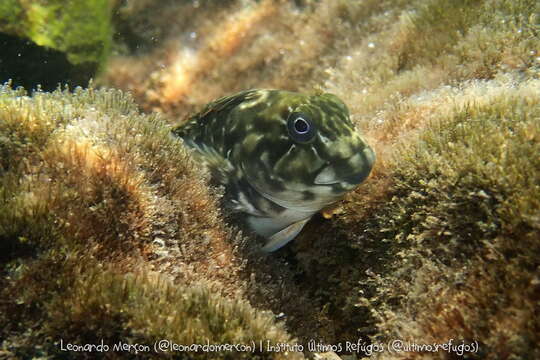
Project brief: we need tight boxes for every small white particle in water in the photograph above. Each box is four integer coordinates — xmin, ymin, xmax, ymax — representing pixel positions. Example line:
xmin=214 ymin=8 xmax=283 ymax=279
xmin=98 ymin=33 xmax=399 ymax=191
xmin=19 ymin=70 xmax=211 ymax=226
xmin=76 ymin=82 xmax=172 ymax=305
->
xmin=362 ymin=88 xmax=368 ymax=94
xmin=368 ymin=42 xmax=375 ymax=48
xmin=190 ymin=32 xmax=197 ymax=39
xmin=17 ymin=53 xmax=21 ymax=57
xmin=346 ymin=55 xmax=352 ymax=61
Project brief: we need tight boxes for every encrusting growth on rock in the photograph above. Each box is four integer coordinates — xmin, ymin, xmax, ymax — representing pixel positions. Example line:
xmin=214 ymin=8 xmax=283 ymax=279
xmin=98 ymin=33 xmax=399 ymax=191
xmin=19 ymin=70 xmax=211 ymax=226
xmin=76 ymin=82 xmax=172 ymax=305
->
xmin=0 ymin=84 xmax=302 ymax=360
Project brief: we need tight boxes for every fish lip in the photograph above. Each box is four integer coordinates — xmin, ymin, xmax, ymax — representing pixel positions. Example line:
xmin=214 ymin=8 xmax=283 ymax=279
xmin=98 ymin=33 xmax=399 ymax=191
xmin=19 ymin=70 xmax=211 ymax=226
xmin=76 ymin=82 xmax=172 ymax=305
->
xmin=314 ymin=169 xmax=368 ymax=186
xmin=314 ymin=147 xmax=375 ymax=186
xmin=341 ymin=169 xmax=371 ymax=185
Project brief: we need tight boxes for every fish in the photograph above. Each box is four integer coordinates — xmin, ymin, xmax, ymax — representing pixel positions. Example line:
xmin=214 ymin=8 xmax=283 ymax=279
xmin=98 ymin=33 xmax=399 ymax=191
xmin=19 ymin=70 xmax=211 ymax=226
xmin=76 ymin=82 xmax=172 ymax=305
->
xmin=172 ymin=89 xmax=375 ymax=252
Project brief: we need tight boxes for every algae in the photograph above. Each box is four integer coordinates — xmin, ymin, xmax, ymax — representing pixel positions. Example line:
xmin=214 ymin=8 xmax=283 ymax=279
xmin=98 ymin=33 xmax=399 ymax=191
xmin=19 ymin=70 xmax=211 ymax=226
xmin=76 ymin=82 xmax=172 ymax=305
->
xmin=0 ymin=84 xmax=300 ymax=359
xmin=0 ymin=0 xmax=112 ymax=89
xmin=0 ymin=0 xmax=112 ymax=66
xmin=350 ymin=80 xmax=540 ymax=358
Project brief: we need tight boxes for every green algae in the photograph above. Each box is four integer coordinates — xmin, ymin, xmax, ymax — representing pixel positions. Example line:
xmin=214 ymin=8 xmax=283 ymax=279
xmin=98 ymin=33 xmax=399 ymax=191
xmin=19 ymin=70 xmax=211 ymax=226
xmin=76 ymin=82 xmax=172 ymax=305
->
xmin=0 ymin=0 xmax=112 ymax=68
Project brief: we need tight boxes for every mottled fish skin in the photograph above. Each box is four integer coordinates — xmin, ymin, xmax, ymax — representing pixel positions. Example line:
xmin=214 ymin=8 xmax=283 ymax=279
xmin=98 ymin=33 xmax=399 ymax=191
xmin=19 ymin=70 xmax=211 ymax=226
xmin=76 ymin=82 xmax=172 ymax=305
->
xmin=172 ymin=89 xmax=375 ymax=251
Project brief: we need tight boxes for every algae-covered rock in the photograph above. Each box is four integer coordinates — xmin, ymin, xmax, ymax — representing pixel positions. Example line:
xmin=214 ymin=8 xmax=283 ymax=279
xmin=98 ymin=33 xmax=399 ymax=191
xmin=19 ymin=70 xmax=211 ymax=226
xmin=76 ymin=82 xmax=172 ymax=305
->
xmin=349 ymin=78 xmax=540 ymax=359
xmin=0 ymin=84 xmax=302 ymax=359
xmin=0 ymin=0 xmax=111 ymax=65
xmin=0 ymin=0 xmax=112 ymax=89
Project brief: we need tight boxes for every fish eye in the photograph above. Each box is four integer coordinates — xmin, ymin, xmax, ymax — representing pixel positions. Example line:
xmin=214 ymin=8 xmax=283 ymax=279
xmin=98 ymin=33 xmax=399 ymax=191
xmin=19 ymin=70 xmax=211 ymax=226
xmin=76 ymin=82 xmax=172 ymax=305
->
xmin=287 ymin=112 xmax=316 ymax=143
xmin=294 ymin=118 xmax=309 ymax=133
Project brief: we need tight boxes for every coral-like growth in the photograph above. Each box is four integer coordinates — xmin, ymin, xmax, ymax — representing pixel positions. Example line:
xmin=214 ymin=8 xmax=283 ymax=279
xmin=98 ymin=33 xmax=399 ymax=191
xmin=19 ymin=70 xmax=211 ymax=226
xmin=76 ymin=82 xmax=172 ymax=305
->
xmin=352 ymin=79 xmax=540 ymax=358
xmin=0 ymin=84 xmax=301 ymax=359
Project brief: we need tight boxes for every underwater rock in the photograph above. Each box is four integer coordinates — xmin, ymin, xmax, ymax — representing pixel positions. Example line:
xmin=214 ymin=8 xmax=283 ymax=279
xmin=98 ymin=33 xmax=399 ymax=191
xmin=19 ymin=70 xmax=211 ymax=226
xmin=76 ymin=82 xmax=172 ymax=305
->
xmin=0 ymin=0 xmax=112 ymax=90
xmin=0 ymin=84 xmax=303 ymax=359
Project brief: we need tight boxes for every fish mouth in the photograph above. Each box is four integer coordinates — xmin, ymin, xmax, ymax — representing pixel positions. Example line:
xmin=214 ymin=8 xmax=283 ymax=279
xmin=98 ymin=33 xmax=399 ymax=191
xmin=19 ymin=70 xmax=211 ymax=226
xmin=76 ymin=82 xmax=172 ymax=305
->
xmin=314 ymin=147 xmax=375 ymax=186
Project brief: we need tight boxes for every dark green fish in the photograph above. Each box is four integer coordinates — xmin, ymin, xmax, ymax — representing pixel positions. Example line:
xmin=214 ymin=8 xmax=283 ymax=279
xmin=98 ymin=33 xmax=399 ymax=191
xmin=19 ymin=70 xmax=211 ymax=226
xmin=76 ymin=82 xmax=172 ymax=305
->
xmin=173 ymin=89 xmax=375 ymax=251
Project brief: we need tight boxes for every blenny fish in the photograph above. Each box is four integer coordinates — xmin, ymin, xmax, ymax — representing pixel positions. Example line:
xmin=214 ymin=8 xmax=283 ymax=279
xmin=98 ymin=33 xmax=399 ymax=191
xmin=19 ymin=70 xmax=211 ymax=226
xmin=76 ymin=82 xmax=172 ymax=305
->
xmin=172 ymin=89 xmax=375 ymax=252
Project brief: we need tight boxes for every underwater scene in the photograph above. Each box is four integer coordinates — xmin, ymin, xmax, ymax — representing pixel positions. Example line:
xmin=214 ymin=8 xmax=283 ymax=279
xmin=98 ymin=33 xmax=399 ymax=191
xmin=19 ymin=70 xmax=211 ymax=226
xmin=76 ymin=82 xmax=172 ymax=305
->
xmin=0 ymin=0 xmax=539 ymax=359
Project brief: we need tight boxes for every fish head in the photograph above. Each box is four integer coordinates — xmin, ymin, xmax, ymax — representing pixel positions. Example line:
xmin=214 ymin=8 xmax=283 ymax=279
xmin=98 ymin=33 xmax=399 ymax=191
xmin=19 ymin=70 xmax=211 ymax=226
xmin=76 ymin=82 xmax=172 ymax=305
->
xmin=237 ymin=90 xmax=375 ymax=213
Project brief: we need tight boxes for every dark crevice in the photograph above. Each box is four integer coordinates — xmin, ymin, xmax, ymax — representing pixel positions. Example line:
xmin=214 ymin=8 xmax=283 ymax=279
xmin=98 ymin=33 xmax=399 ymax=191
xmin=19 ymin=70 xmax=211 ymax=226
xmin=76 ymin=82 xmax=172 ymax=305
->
xmin=0 ymin=32 xmax=96 ymax=91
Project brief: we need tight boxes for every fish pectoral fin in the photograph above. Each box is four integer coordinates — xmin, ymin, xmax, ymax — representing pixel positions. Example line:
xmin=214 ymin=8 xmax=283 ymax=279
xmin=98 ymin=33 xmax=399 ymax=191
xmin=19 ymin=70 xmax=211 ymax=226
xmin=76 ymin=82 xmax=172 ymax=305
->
xmin=261 ymin=218 xmax=310 ymax=252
